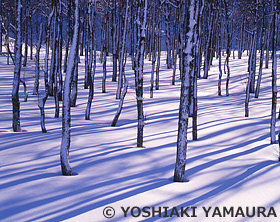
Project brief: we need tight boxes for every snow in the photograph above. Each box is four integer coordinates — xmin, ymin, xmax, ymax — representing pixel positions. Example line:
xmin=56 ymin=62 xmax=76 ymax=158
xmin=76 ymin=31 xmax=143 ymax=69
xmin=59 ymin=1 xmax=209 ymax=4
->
xmin=1 ymin=49 xmax=280 ymax=221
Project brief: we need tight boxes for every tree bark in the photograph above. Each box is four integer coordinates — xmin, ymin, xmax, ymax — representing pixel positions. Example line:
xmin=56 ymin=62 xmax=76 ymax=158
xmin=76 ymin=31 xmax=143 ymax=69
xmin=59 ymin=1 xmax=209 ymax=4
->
xmin=135 ymin=0 xmax=147 ymax=147
xmin=60 ymin=0 xmax=79 ymax=176
xmin=271 ymin=3 xmax=278 ymax=144
xmin=85 ymin=1 xmax=96 ymax=120
xmin=174 ymin=0 xmax=198 ymax=182
xmin=12 ymin=0 xmax=22 ymax=132
xmin=33 ymin=23 xmax=43 ymax=95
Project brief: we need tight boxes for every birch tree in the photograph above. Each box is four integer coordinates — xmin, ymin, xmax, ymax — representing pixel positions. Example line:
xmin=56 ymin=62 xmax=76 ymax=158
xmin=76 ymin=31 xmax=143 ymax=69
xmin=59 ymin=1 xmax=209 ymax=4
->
xmin=12 ymin=0 xmax=22 ymax=132
xmin=0 ymin=0 xmax=2 ymax=54
xmin=60 ymin=0 xmax=79 ymax=176
xmin=135 ymin=0 xmax=147 ymax=147
xmin=224 ymin=0 xmax=231 ymax=97
xmin=174 ymin=0 xmax=199 ymax=182
xmin=33 ymin=23 xmax=43 ymax=95
xmin=270 ymin=0 xmax=278 ymax=144
xmin=112 ymin=0 xmax=118 ymax=82
xmin=38 ymin=6 xmax=54 ymax=133
xmin=85 ymin=0 xmax=96 ymax=120
xmin=255 ymin=1 xmax=266 ymax=98
xmin=116 ymin=0 xmax=129 ymax=100
xmin=112 ymin=0 xmax=129 ymax=125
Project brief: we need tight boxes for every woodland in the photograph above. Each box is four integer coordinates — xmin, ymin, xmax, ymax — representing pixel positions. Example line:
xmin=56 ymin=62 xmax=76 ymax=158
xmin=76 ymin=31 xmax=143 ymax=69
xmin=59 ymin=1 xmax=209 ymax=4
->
xmin=1 ymin=0 xmax=280 ymax=186
xmin=2 ymin=0 xmax=280 ymax=221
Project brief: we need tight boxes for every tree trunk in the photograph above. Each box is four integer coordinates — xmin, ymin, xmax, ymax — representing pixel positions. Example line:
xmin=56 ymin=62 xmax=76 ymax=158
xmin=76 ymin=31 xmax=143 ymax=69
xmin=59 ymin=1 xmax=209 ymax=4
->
xmin=255 ymin=5 xmax=265 ymax=99
xmin=218 ymin=18 xmax=222 ymax=96
xmin=155 ymin=20 xmax=161 ymax=90
xmin=60 ymin=0 xmax=79 ymax=176
xmin=271 ymin=4 xmax=278 ymax=144
xmin=112 ymin=0 xmax=117 ymax=82
xmin=23 ymin=0 xmax=28 ymax=67
xmin=135 ymin=0 xmax=147 ymax=147
xmin=33 ymin=23 xmax=43 ymax=95
xmin=12 ymin=0 xmax=22 ymax=132
xmin=39 ymin=8 xmax=54 ymax=133
xmin=224 ymin=0 xmax=231 ymax=97
xmin=0 ymin=0 xmax=2 ymax=54
xmin=112 ymin=79 xmax=128 ymax=126
xmin=116 ymin=0 xmax=129 ymax=100
xmin=85 ymin=1 xmax=96 ymax=120
xmin=174 ymin=0 xmax=198 ymax=182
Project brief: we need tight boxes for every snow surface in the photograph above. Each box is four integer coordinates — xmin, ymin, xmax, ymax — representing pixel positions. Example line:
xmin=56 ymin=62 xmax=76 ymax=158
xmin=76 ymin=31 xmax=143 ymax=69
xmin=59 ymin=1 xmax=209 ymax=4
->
xmin=1 ymin=49 xmax=280 ymax=222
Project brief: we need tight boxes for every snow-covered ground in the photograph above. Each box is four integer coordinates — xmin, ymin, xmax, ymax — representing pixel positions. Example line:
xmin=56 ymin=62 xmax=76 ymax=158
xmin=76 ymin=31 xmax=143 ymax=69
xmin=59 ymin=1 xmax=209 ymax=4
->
xmin=1 ymin=50 xmax=280 ymax=222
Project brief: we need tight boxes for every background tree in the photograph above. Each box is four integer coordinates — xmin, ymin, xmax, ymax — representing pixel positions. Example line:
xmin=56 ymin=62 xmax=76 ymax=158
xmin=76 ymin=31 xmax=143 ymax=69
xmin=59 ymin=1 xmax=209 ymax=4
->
xmin=135 ymin=0 xmax=147 ymax=147
xmin=12 ymin=0 xmax=22 ymax=132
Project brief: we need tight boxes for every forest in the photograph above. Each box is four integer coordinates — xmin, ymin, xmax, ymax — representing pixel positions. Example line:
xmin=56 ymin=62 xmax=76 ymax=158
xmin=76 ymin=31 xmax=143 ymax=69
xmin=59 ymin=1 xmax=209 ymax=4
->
xmin=1 ymin=0 xmax=280 ymax=178
xmin=1 ymin=0 xmax=280 ymax=220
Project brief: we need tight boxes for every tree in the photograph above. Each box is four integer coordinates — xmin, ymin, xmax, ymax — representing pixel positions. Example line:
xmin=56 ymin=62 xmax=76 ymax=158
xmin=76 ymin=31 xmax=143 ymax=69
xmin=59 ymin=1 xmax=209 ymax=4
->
xmin=33 ymin=23 xmax=43 ymax=95
xmin=116 ymin=0 xmax=129 ymax=100
xmin=85 ymin=0 xmax=96 ymax=120
xmin=60 ymin=0 xmax=79 ymax=176
xmin=135 ymin=0 xmax=147 ymax=147
xmin=270 ymin=0 xmax=278 ymax=144
xmin=0 ymin=0 xmax=2 ymax=54
xmin=174 ymin=0 xmax=201 ymax=182
xmin=38 ymin=5 xmax=54 ymax=133
xmin=12 ymin=0 xmax=22 ymax=132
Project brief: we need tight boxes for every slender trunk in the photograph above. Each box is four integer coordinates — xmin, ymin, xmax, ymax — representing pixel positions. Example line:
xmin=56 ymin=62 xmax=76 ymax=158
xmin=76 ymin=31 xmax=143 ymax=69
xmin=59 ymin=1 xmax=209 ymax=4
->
xmin=112 ymin=0 xmax=117 ymax=82
xmin=150 ymin=3 xmax=156 ymax=96
xmin=23 ymin=1 xmax=28 ymax=67
xmin=70 ymin=50 xmax=78 ymax=107
xmin=0 ymin=0 xmax=2 ymax=54
xmin=61 ymin=0 xmax=79 ymax=176
xmin=116 ymin=0 xmax=129 ymax=99
xmin=135 ymin=0 xmax=147 ymax=147
xmin=218 ymin=19 xmax=222 ymax=96
xmin=39 ymin=8 xmax=54 ymax=133
xmin=255 ymin=8 xmax=265 ymax=99
xmin=85 ymin=1 xmax=96 ymax=120
xmin=49 ymin=5 xmax=57 ymax=96
xmin=172 ymin=10 xmax=178 ymax=86
xmin=165 ymin=4 xmax=172 ymax=69
xmin=271 ymin=5 xmax=277 ymax=144
xmin=33 ymin=24 xmax=43 ymax=95
xmin=203 ymin=8 xmax=213 ymax=79
xmin=249 ymin=2 xmax=258 ymax=94
xmin=57 ymin=1 xmax=63 ymax=101
xmin=29 ymin=12 xmax=32 ymax=60
xmin=102 ymin=14 xmax=107 ymax=93
xmin=224 ymin=0 xmax=231 ymax=97
xmin=112 ymin=79 xmax=128 ymax=126
xmin=84 ymin=4 xmax=89 ymax=89
xmin=63 ymin=1 xmax=72 ymax=73
xmin=156 ymin=20 xmax=161 ymax=90
xmin=265 ymin=19 xmax=272 ymax=69
xmin=12 ymin=0 xmax=22 ymax=132
xmin=238 ymin=17 xmax=245 ymax=59
xmin=192 ymin=0 xmax=203 ymax=141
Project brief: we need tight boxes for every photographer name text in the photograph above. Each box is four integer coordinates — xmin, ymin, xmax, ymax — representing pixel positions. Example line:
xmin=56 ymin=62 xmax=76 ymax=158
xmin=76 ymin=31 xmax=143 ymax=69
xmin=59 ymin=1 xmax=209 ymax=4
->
xmin=120 ymin=206 xmax=277 ymax=218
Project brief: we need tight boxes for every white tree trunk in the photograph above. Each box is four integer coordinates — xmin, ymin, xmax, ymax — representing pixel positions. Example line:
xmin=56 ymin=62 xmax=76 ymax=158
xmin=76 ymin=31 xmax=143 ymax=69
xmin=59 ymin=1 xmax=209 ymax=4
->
xmin=60 ymin=0 xmax=79 ymax=176
xmin=271 ymin=3 xmax=278 ymax=144
xmin=135 ymin=0 xmax=147 ymax=147
xmin=174 ymin=0 xmax=197 ymax=182
xmin=33 ymin=23 xmax=43 ymax=95
xmin=12 ymin=0 xmax=22 ymax=132
xmin=116 ymin=0 xmax=129 ymax=100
